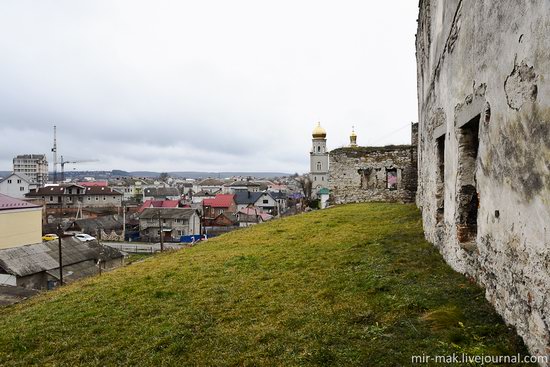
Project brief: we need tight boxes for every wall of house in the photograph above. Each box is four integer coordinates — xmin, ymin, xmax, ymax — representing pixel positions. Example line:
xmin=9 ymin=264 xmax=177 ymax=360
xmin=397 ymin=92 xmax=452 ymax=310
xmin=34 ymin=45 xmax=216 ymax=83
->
xmin=16 ymin=272 xmax=48 ymax=290
xmin=329 ymin=145 xmax=417 ymax=204
xmin=0 ymin=175 xmax=34 ymax=199
xmin=255 ymin=194 xmax=277 ymax=213
xmin=82 ymin=195 xmax=122 ymax=207
xmin=416 ymin=0 xmax=550 ymax=359
xmin=0 ymin=208 xmax=42 ymax=249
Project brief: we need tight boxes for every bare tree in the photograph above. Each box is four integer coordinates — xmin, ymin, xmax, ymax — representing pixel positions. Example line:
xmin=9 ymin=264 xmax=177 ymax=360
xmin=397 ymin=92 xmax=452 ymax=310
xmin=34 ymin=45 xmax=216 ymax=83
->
xmin=159 ymin=172 xmax=169 ymax=182
xmin=296 ymin=175 xmax=312 ymax=201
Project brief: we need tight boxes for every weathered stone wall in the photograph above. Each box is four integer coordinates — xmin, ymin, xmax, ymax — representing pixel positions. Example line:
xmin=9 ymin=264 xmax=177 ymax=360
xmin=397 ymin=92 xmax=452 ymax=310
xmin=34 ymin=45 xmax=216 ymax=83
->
xmin=416 ymin=0 xmax=550 ymax=360
xmin=329 ymin=144 xmax=417 ymax=204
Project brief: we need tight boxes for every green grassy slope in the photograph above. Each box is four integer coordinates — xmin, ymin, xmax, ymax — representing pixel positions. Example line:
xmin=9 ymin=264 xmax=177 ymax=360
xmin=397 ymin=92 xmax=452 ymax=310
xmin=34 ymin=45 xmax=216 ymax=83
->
xmin=0 ymin=204 xmax=531 ymax=366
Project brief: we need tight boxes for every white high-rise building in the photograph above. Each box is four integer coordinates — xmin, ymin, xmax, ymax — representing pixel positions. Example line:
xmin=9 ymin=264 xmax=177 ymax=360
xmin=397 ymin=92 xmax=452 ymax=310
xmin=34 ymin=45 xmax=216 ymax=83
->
xmin=309 ymin=122 xmax=329 ymax=191
xmin=13 ymin=154 xmax=49 ymax=187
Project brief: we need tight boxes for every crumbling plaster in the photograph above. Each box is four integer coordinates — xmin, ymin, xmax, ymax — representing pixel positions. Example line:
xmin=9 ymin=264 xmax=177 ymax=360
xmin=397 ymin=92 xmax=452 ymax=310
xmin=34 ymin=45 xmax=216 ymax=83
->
xmin=417 ymin=0 xmax=550 ymax=361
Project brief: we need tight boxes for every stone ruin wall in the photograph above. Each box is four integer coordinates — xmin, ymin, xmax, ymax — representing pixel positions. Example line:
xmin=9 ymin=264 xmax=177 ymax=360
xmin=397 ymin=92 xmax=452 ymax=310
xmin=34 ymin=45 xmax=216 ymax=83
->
xmin=416 ymin=0 xmax=550 ymax=360
xmin=329 ymin=142 xmax=417 ymax=204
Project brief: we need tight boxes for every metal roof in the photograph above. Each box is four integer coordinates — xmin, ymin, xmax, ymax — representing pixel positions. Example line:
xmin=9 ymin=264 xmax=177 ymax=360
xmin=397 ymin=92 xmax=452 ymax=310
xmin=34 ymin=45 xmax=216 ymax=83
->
xmin=0 ymin=237 xmax=98 ymax=277
xmin=139 ymin=207 xmax=196 ymax=220
xmin=0 ymin=193 xmax=41 ymax=211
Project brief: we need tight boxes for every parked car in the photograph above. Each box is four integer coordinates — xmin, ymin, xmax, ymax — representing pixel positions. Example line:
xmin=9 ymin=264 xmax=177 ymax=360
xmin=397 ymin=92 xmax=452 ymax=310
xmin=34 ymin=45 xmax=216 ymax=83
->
xmin=42 ymin=234 xmax=59 ymax=241
xmin=74 ymin=234 xmax=96 ymax=242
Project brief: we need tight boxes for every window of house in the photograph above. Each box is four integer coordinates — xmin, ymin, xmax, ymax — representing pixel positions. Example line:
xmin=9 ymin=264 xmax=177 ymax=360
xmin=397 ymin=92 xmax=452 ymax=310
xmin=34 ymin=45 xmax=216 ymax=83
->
xmin=20 ymin=187 xmax=24 ymax=191
xmin=263 ymin=199 xmax=268 ymax=204
xmin=17 ymin=179 xmax=21 ymax=184
xmin=322 ymin=177 xmax=324 ymax=181
xmin=317 ymin=146 xmax=320 ymax=152
xmin=7 ymin=179 xmax=11 ymax=184
xmin=95 ymin=197 xmax=99 ymax=201
xmin=386 ymin=169 xmax=398 ymax=190
xmin=49 ymin=196 xmax=53 ymax=201
xmin=87 ymin=197 xmax=91 ymax=201
xmin=317 ymin=162 xmax=322 ymax=171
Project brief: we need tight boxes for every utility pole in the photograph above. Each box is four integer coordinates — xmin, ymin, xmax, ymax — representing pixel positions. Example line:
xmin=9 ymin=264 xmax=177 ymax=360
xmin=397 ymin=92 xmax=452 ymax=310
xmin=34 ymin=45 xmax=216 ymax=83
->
xmin=122 ymin=204 xmax=126 ymax=241
xmin=158 ymin=209 xmax=164 ymax=252
xmin=56 ymin=224 xmax=64 ymax=286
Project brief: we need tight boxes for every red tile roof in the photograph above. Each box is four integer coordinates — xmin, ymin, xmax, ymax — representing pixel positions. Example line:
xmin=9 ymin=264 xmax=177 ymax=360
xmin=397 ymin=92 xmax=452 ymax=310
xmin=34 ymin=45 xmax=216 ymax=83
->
xmin=203 ymin=194 xmax=235 ymax=208
xmin=138 ymin=199 xmax=180 ymax=213
xmin=0 ymin=194 xmax=41 ymax=211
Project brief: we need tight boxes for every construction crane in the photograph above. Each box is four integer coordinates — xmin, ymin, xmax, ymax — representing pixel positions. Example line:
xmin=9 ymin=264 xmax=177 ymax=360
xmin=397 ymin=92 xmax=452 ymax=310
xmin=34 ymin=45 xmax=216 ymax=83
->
xmin=59 ymin=155 xmax=99 ymax=182
xmin=52 ymin=125 xmax=58 ymax=183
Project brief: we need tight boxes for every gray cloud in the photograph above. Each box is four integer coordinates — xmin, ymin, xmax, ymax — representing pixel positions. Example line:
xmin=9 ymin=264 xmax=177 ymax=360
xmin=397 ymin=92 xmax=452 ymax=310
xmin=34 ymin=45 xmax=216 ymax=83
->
xmin=0 ymin=0 xmax=419 ymax=173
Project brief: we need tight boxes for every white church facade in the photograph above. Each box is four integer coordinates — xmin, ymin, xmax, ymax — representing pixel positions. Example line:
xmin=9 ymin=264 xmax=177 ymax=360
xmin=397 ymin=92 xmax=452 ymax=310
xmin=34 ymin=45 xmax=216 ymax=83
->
xmin=309 ymin=122 xmax=329 ymax=192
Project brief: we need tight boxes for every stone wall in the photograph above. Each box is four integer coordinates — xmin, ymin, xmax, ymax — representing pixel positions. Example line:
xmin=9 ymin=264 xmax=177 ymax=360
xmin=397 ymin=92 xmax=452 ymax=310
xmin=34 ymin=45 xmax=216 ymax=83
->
xmin=416 ymin=0 xmax=550 ymax=360
xmin=329 ymin=143 xmax=417 ymax=204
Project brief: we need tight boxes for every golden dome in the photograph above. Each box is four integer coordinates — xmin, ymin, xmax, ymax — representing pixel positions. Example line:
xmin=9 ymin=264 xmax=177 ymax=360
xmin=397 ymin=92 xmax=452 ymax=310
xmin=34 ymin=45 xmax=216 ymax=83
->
xmin=350 ymin=126 xmax=358 ymax=147
xmin=312 ymin=122 xmax=327 ymax=139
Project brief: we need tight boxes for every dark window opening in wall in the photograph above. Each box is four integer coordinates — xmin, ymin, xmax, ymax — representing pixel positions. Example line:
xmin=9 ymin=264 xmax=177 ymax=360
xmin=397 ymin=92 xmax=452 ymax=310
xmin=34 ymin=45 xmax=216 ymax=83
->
xmin=317 ymin=146 xmax=321 ymax=152
xmin=386 ymin=169 xmax=398 ymax=190
xmin=436 ymin=135 xmax=445 ymax=224
xmin=457 ymin=114 xmax=480 ymax=243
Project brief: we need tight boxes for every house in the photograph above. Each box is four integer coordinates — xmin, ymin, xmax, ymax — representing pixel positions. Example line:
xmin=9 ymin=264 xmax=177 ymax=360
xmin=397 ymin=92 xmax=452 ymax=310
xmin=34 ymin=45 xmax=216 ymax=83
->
xmin=0 ymin=237 xmax=124 ymax=290
xmin=253 ymin=192 xmax=278 ymax=214
xmin=12 ymin=154 xmax=48 ymax=187
xmin=111 ymin=180 xmax=145 ymax=203
xmin=0 ymin=194 xmax=42 ymax=250
xmin=223 ymin=180 xmax=261 ymax=194
xmin=270 ymin=191 xmax=289 ymax=213
xmin=234 ymin=191 xmax=278 ymax=214
xmin=0 ymin=173 xmax=39 ymax=199
xmin=143 ymin=187 xmax=181 ymax=201
xmin=317 ymin=188 xmax=330 ymax=209
xmin=26 ymin=184 xmax=123 ymax=208
xmin=191 ymin=190 xmax=215 ymax=204
xmin=139 ymin=208 xmax=200 ymax=242
xmin=212 ymin=212 xmax=238 ymax=227
xmin=235 ymin=207 xmax=273 ymax=227
xmin=66 ymin=215 xmax=124 ymax=241
xmin=138 ymin=199 xmax=180 ymax=213
xmin=202 ymin=194 xmax=236 ymax=222
xmin=193 ymin=178 xmax=225 ymax=194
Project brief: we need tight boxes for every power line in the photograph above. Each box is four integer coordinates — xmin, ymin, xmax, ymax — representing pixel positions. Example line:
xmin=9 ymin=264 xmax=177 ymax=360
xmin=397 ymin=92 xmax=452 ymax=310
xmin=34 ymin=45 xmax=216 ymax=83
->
xmin=366 ymin=122 xmax=412 ymax=146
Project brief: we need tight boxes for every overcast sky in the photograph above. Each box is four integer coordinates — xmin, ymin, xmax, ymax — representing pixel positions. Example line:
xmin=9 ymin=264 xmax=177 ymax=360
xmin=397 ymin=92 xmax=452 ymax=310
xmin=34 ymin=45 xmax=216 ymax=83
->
xmin=0 ymin=1 xmax=419 ymax=174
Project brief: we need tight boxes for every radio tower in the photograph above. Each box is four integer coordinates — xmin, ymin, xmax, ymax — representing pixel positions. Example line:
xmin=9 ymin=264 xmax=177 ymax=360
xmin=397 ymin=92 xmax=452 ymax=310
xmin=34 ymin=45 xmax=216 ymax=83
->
xmin=52 ymin=125 xmax=58 ymax=183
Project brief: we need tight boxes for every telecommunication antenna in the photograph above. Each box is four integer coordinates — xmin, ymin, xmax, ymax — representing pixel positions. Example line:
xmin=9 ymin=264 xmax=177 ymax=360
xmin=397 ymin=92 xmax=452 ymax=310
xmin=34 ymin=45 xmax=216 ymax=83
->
xmin=52 ymin=125 xmax=58 ymax=183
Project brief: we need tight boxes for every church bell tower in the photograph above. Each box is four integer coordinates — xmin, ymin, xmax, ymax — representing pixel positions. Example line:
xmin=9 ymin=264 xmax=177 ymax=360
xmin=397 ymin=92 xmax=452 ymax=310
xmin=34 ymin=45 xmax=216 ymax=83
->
xmin=310 ymin=122 xmax=329 ymax=191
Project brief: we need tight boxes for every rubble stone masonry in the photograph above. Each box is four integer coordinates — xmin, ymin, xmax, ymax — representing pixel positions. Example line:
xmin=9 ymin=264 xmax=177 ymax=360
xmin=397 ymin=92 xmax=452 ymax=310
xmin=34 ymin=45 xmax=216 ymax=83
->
xmin=329 ymin=125 xmax=418 ymax=204
xmin=416 ymin=0 xmax=550 ymax=361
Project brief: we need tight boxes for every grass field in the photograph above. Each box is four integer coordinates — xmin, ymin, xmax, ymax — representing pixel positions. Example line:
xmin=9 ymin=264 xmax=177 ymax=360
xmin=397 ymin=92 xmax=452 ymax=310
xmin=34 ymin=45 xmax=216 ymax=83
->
xmin=0 ymin=203 xmax=532 ymax=366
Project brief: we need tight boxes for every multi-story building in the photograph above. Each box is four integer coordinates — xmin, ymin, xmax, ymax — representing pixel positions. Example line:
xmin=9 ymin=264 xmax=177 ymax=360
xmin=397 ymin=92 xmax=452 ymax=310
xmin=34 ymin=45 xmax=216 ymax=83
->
xmin=13 ymin=154 xmax=49 ymax=187
xmin=26 ymin=184 xmax=122 ymax=208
